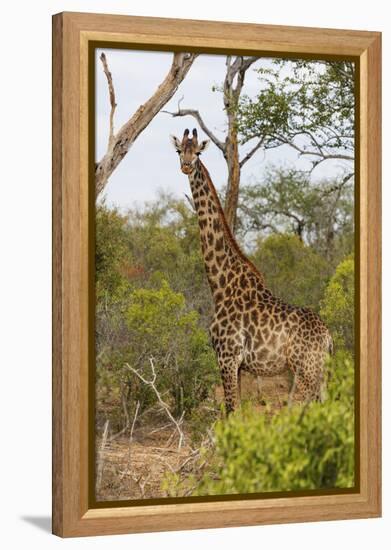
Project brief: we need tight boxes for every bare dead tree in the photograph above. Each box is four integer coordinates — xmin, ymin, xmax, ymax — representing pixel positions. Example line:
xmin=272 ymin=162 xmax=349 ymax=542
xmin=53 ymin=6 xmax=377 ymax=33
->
xmin=124 ymin=357 xmax=185 ymax=449
xmin=96 ymin=51 xmax=198 ymax=197
xmin=163 ymin=56 xmax=259 ymax=231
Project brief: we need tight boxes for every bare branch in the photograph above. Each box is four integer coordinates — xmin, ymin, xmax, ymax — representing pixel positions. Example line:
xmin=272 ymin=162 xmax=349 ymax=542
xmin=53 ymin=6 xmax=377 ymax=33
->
xmin=99 ymin=52 xmax=117 ymax=149
xmin=239 ymin=137 xmax=265 ymax=167
xmin=240 ymin=56 xmax=259 ymax=72
xmin=124 ymin=358 xmax=185 ymax=449
xmin=268 ymin=135 xmax=354 ymax=164
xmin=319 ymin=173 xmax=354 ymax=198
xmin=162 ymin=106 xmax=225 ymax=152
xmin=235 ymin=57 xmax=258 ymax=94
xmin=184 ymin=193 xmax=196 ymax=212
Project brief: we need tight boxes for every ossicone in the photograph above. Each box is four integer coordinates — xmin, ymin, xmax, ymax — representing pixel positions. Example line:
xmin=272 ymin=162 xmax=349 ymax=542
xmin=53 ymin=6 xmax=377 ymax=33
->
xmin=182 ymin=128 xmax=190 ymax=145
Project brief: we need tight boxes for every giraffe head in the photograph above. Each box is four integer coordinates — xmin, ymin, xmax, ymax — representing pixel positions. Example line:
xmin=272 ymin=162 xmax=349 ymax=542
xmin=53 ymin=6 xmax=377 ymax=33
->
xmin=170 ymin=128 xmax=210 ymax=175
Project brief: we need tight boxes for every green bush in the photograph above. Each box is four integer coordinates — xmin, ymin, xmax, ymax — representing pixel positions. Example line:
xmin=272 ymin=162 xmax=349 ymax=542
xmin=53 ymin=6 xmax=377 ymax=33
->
xmin=326 ymin=349 xmax=354 ymax=402
xmin=320 ymin=256 xmax=354 ymax=351
xmin=199 ymin=401 xmax=354 ymax=494
xmin=123 ymin=279 xmax=218 ymax=416
xmin=251 ymin=234 xmax=329 ymax=311
xmin=125 ymin=196 xmax=212 ymax=323
xmin=95 ymin=204 xmax=132 ymax=302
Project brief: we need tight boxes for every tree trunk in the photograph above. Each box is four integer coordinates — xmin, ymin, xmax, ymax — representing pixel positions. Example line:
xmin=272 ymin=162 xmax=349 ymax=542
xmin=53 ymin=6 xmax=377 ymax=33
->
xmin=222 ymin=56 xmax=257 ymax=232
xmin=224 ymin=124 xmax=241 ymax=232
xmin=96 ymin=52 xmax=197 ymax=197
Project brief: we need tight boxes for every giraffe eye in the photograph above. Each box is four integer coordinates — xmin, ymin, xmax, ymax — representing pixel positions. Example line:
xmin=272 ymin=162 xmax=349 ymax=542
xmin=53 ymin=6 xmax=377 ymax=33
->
xmin=196 ymin=152 xmax=201 ymax=156
xmin=176 ymin=150 xmax=181 ymax=154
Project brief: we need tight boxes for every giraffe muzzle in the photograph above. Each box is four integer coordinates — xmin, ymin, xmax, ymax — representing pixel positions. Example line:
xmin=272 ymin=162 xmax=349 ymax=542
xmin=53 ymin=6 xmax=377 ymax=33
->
xmin=181 ymin=163 xmax=194 ymax=175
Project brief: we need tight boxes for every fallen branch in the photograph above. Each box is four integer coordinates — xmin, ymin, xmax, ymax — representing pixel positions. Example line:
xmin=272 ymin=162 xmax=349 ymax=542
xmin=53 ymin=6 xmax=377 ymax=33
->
xmin=124 ymin=358 xmax=185 ymax=449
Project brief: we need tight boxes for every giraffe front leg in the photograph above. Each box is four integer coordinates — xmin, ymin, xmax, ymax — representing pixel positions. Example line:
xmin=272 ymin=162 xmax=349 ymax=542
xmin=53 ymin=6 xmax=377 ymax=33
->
xmin=219 ymin=357 xmax=240 ymax=415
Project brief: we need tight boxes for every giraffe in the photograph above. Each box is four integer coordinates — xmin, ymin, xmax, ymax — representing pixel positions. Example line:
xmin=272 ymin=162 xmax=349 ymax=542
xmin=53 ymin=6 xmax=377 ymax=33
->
xmin=170 ymin=128 xmax=333 ymax=414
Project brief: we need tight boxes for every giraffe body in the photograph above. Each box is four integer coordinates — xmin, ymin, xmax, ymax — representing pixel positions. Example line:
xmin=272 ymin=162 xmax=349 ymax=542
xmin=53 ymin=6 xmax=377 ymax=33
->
xmin=171 ymin=129 xmax=332 ymax=413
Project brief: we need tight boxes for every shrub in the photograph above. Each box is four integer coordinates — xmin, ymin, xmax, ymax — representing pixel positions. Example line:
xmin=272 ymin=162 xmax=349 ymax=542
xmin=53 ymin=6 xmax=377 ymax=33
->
xmin=95 ymin=204 xmax=133 ymax=302
xmin=251 ymin=234 xmax=329 ymax=311
xmin=199 ymin=400 xmax=354 ymax=494
xmin=121 ymin=279 xmax=218 ymax=415
xmin=320 ymin=256 xmax=354 ymax=351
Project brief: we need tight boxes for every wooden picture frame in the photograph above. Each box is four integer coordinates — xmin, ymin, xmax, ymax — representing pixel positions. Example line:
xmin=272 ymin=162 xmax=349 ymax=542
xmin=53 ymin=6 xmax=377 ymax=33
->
xmin=52 ymin=11 xmax=381 ymax=538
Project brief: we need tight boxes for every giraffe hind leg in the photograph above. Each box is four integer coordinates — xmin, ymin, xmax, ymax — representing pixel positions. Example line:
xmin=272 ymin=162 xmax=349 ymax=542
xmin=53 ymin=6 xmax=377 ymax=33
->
xmin=219 ymin=356 xmax=241 ymax=415
xmin=288 ymin=352 xmax=326 ymax=404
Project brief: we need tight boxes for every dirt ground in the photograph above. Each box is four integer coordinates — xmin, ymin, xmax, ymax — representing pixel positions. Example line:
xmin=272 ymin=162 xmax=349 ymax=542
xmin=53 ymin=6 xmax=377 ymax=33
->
xmin=96 ymin=372 xmax=291 ymax=502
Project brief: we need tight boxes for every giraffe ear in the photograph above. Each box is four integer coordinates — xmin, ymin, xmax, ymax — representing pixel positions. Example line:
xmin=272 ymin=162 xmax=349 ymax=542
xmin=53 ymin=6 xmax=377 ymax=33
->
xmin=197 ymin=139 xmax=210 ymax=154
xmin=170 ymin=135 xmax=182 ymax=152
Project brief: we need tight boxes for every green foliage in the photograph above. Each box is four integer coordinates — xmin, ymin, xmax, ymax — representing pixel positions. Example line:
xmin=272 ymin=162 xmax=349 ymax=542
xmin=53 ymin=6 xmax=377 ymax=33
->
xmin=126 ymin=279 xmax=190 ymax=344
xmin=98 ymin=277 xmax=218 ymax=424
xmin=125 ymin=194 xmax=212 ymax=322
xmin=320 ymin=257 xmax=354 ymax=351
xmin=326 ymin=349 xmax=355 ymax=403
xmin=237 ymin=60 xmax=355 ymax=168
xmin=251 ymin=233 xmax=329 ymax=311
xmin=95 ymin=204 xmax=132 ymax=302
xmin=195 ymin=401 xmax=354 ymax=495
xmin=96 ymin=191 xmax=355 ymax=495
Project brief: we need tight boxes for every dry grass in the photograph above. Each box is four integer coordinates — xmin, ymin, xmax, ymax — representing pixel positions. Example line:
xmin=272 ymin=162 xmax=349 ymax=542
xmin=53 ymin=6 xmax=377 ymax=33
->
xmin=96 ymin=372 xmax=293 ymax=502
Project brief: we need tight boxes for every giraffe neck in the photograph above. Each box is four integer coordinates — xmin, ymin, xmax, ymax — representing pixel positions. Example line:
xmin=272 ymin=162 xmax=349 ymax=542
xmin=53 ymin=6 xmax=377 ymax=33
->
xmin=188 ymin=160 xmax=264 ymax=299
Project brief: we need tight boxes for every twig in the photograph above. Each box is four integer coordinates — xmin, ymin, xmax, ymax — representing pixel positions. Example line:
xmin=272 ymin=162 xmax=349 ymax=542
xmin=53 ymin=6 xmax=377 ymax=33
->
xmin=239 ymin=137 xmax=265 ymax=167
xmin=120 ymin=401 xmax=141 ymax=481
xmin=184 ymin=193 xmax=196 ymax=212
xmin=147 ymin=422 xmax=173 ymax=435
xmin=108 ymin=385 xmax=131 ymax=441
xmin=161 ymin=106 xmax=225 ymax=152
xmin=165 ymin=410 xmax=185 ymax=449
xmin=118 ymin=472 xmax=151 ymax=498
xmin=129 ymin=401 xmax=140 ymax=443
xmin=156 ymin=455 xmax=177 ymax=474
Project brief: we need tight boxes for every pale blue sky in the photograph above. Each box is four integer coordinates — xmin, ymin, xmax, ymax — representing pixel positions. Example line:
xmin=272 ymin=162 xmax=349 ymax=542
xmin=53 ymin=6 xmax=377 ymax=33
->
xmin=95 ymin=49 xmax=353 ymax=210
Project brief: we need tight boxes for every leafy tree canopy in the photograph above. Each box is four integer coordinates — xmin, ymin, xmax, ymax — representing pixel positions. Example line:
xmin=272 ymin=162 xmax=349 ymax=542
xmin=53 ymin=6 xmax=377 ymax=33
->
xmin=237 ymin=60 xmax=355 ymax=171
